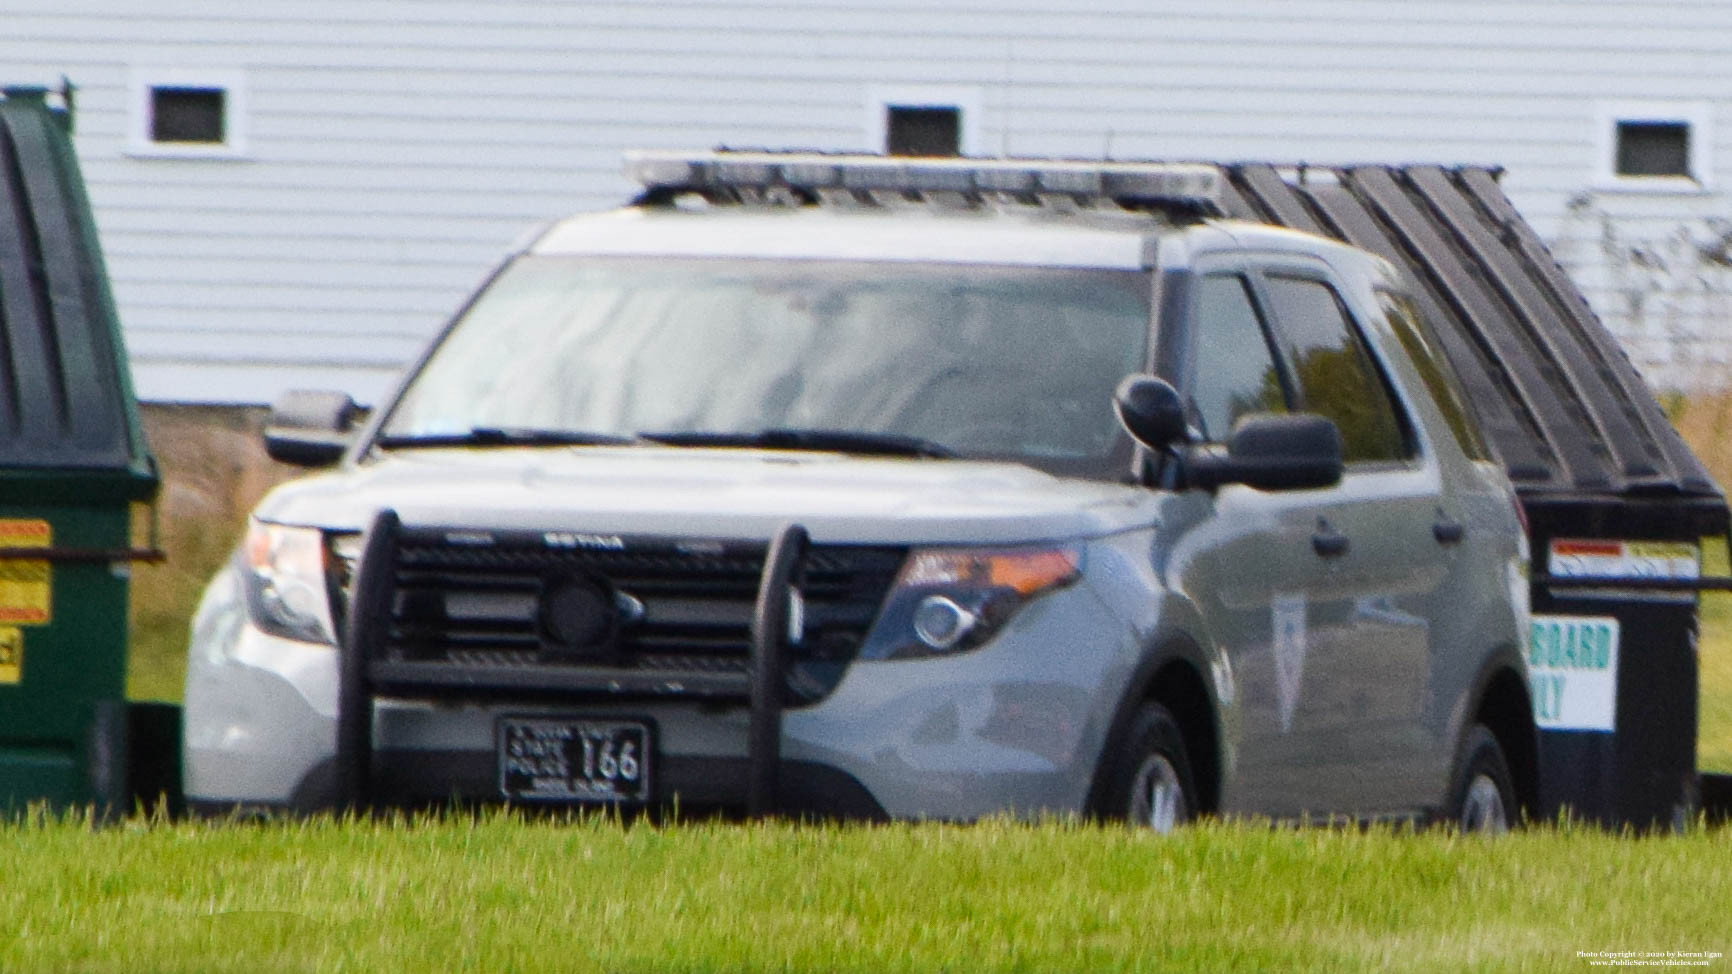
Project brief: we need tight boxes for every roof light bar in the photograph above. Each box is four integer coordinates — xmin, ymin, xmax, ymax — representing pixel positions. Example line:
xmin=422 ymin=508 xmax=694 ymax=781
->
xmin=840 ymin=160 xmax=907 ymax=191
xmin=624 ymin=150 xmax=1224 ymax=211
xmin=1035 ymin=165 xmax=1104 ymax=195
xmin=712 ymin=158 xmax=778 ymax=186
xmin=972 ymin=166 xmax=1036 ymax=193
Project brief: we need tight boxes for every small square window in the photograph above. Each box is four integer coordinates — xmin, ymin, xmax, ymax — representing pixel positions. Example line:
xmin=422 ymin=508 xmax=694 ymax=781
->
xmin=1616 ymin=121 xmax=1690 ymax=178
xmin=150 ymin=87 xmax=226 ymax=144
xmin=1593 ymin=101 xmax=1711 ymax=192
xmin=886 ymin=106 xmax=961 ymax=157
xmin=866 ymin=86 xmax=979 ymax=157
xmin=128 ymin=68 xmax=247 ymax=159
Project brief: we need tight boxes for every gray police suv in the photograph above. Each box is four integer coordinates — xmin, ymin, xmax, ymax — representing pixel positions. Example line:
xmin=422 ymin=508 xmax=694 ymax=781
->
xmin=183 ymin=152 xmax=1534 ymax=831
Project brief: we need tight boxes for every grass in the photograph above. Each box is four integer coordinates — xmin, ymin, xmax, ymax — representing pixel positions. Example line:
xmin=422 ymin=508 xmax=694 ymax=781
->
xmin=3 ymin=811 xmax=1730 ymax=973
xmin=52 ymin=397 xmax=1732 ymax=972
xmin=127 ymin=405 xmax=296 ymax=702
xmin=1668 ymin=390 xmax=1732 ymax=773
xmin=1696 ymin=542 xmax=1732 ymax=773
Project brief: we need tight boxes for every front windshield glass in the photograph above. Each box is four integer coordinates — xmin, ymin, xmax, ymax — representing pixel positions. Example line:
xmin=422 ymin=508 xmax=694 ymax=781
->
xmin=380 ymin=256 xmax=1150 ymax=476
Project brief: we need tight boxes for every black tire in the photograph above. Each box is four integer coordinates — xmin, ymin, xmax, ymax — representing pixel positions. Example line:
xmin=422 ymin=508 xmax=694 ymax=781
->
xmin=1448 ymin=724 xmax=1518 ymax=834
xmin=1097 ymin=702 xmax=1198 ymax=833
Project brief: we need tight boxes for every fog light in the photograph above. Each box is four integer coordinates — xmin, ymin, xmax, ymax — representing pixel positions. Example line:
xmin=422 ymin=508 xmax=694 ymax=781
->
xmin=912 ymin=595 xmax=977 ymax=650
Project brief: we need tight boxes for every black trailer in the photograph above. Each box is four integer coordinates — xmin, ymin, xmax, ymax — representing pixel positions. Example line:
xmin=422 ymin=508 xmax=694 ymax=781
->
xmin=1220 ymin=162 xmax=1730 ymax=828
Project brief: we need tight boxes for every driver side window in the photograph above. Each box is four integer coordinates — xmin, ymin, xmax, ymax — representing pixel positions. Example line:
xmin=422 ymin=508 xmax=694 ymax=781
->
xmin=1189 ymin=273 xmax=1288 ymax=441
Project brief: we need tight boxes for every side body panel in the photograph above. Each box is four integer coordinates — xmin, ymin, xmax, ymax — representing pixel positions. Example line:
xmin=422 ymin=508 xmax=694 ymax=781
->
xmin=1155 ymin=227 xmax=1524 ymax=819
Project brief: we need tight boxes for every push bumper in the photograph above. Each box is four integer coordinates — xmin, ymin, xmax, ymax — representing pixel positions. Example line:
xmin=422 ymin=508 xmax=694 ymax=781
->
xmin=184 ymin=522 xmax=1131 ymax=820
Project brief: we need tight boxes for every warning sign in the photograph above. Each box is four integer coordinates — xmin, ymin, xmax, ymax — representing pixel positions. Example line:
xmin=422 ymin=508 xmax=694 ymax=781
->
xmin=0 ymin=626 xmax=19 ymax=683
xmin=1528 ymin=615 xmax=1620 ymax=732
xmin=1549 ymin=539 xmax=1699 ymax=580
xmin=0 ymin=518 xmax=50 ymax=626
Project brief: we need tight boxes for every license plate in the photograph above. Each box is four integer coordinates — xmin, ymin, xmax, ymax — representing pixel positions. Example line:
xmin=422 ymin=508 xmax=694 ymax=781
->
xmin=498 ymin=717 xmax=652 ymax=804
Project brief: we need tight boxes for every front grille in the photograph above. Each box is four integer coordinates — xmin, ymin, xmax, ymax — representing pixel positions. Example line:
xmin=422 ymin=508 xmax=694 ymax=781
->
xmin=342 ymin=526 xmax=904 ymax=703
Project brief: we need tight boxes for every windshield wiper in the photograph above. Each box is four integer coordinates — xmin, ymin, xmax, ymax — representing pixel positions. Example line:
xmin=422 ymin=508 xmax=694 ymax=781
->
xmin=375 ymin=427 xmax=641 ymax=449
xmin=639 ymin=428 xmax=957 ymax=459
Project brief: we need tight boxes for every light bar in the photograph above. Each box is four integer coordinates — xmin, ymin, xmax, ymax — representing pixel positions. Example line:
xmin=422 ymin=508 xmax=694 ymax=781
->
xmin=624 ymin=150 xmax=1225 ymax=211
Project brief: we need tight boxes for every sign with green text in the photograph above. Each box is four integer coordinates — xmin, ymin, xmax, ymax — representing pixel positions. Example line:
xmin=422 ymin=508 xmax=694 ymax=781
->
xmin=1528 ymin=615 xmax=1619 ymax=732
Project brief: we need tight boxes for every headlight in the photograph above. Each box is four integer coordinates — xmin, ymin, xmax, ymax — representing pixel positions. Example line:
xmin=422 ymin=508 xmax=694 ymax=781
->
xmin=857 ymin=545 xmax=1081 ymax=661
xmin=239 ymin=520 xmax=338 ymax=645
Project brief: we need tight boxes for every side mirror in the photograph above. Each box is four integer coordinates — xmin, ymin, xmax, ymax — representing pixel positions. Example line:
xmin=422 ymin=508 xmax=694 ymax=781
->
xmin=1185 ymin=413 xmax=1344 ymax=491
xmin=1114 ymin=374 xmax=1187 ymax=451
xmin=264 ymin=389 xmax=361 ymax=467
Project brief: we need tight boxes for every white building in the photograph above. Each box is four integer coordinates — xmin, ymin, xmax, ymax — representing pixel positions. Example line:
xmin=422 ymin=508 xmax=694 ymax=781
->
xmin=4 ymin=0 xmax=1732 ymax=403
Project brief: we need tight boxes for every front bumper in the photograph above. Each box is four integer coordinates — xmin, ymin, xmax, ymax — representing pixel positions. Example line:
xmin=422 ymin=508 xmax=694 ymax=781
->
xmin=183 ymin=562 xmax=1135 ymax=821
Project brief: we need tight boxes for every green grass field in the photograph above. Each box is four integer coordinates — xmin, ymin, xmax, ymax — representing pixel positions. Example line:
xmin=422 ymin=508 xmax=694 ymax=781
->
xmin=45 ymin=399 xmax=1732 ymax=972
xmin=4 ymin=811 xmax=1729 ymax=973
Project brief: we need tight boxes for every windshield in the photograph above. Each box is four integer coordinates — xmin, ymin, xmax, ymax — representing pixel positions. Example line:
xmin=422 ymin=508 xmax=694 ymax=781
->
xmin=379 ymin=256 xmax=1150 ymax=477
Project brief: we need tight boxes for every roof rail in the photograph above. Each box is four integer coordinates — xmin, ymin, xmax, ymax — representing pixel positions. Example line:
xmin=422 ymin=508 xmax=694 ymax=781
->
xmin=624 ymin=150 xmax=1227 ymax=215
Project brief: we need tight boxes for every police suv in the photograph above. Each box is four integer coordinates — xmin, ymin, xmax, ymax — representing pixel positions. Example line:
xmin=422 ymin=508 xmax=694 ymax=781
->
xmin=183 ymin=152 xmax=1534 ymax=831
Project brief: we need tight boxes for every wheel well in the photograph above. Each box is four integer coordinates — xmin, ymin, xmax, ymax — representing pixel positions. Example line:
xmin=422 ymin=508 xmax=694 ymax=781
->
xmin=1475 ymin=667 xmax=1539 ymax=818
xmin=1147 ymin=661 xmax=1221 ymax=815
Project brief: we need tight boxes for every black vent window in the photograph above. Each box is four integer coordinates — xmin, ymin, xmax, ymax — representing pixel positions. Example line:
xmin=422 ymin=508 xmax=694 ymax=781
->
xmin=886 ymin=106 xmax=960 ymax=157
xmin=150 ymin=87 xmax=226 ymax=144
xmin=1616 ymin=121 xmax=1691 ymax=178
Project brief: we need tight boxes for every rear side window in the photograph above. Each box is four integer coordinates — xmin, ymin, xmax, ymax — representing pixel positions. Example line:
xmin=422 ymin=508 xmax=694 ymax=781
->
xmin=1376 ymin=290 xmax=1491 ymax=461
xmin=1188 ymin=274 xmax=1288 ymax=441
xmin=1261 ymin=275 xmax=1409 ymax=464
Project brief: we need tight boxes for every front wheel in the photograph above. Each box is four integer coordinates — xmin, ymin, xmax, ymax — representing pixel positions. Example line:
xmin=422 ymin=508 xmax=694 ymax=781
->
xmin=1449 ymin=725 xmax=1518 ymax=834
xmin=1099 ymin=702 xmax=1197 ymax=833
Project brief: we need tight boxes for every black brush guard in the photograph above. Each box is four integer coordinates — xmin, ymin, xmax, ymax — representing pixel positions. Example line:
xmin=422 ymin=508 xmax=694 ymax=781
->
xmin=334 ymin=511 xmax=812 ymax=817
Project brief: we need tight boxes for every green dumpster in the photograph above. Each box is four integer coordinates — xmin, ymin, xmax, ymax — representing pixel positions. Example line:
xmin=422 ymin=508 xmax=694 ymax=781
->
xmin=0 ymin=86 xmax=162 ymax=814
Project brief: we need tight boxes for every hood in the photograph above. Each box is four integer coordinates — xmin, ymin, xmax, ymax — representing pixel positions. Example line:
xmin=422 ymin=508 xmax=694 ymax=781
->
xmin=254 ymin=445 xmax=1159 ymax=545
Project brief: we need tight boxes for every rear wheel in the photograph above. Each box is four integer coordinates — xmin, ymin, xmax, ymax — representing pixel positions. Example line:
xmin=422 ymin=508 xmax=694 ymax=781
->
xmin=1100 ymin=702 xmax=1197 ymax=833
xmin=1449 ymin=724 xmax=1517 ymax=834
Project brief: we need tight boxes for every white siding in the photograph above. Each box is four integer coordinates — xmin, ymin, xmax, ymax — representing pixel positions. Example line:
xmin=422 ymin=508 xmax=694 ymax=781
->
xmin=4 ymin=0 xmax=1732 ymax=401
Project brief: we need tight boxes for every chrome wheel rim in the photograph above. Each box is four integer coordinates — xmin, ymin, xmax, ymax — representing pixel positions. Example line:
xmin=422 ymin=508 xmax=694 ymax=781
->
xmin=1128 ymin=753 xmax=1186 ymax=833
xmin=1460 ymin=774 xmax=1508 ymax=834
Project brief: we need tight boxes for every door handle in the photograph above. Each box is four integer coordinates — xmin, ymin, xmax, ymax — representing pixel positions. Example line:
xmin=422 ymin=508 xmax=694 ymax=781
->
xmin=1312 ymin=521 xmax=1350 ymax=558
xmin=1433 ymin=516 xmax=1465 ymax=546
